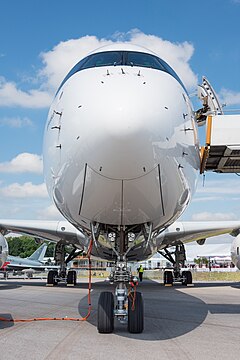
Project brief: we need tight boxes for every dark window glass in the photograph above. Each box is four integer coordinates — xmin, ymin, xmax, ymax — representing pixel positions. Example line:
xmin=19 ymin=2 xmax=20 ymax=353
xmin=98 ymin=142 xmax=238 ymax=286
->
xmin=126 ymin=52 xmax=166 ymax=71
xmin=81 ymin=51 xmax=123 ymax=69
xmin=56 ymin=50 xmax=186 ymax=95
xmin=158 ymin=57 xmax=186 ymax=91
xmin=56 ymin=57 xmax=88 ymax=94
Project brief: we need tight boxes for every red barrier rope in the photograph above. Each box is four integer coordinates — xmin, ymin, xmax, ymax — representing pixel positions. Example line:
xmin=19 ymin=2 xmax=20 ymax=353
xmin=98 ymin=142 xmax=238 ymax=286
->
xmin=0 ymin=239 xmax=93 ymax=323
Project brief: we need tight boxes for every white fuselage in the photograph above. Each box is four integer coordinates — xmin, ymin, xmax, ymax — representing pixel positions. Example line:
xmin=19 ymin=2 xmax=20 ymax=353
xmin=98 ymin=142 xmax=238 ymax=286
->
xmin=43 ymin=44 xmax=200 ymax=237
xmin=231 ymin=235 xmax=240 ymax=269
xmin=0 ymin=234 xmax=8 ymax=268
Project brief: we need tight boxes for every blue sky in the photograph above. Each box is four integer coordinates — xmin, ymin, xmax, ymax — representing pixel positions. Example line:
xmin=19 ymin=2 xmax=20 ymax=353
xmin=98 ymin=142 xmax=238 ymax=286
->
xmin=0 ymin=0 xmax=240 ymax=232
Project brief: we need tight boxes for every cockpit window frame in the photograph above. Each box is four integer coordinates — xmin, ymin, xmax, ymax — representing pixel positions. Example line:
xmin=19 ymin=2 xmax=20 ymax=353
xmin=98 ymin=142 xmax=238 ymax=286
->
xmin=56 ymin=50 xmax=186 ymax=95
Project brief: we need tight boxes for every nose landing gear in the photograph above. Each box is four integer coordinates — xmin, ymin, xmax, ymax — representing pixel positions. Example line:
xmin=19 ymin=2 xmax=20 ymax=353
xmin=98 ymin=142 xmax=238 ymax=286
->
xmin=94 ymin=224 xmax=147 ymax=334
xmin=97 ymin=261 xmax=144 ymax=334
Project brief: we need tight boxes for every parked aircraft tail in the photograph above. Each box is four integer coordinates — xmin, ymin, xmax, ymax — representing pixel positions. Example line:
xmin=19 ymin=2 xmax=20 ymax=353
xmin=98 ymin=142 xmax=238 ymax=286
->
xmin=28 ymin=243 xmax=48 ymax=262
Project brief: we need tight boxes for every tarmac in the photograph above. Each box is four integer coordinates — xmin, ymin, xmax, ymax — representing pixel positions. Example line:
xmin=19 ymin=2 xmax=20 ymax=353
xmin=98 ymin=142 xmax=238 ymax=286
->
xmin=0 ymin=277 xmax=240 ymax=360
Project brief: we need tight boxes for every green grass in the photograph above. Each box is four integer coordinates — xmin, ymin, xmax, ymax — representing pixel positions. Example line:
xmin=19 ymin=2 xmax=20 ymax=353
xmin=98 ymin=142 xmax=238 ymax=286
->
xmin=143 ymin=270 xmax=240 ymax=282
xmin=192 ymin=271 xmax=240 ymax=282
xmin=75 ymin=269 xmax=240 ymax=282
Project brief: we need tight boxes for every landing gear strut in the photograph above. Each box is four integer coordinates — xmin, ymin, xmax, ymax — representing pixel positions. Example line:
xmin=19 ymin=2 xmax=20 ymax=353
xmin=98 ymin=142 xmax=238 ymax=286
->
xmin=95 ymin=224 xmax=147 ymax=333
xmin=159 ymin=243 xmax=192 ymax=286
xmin=46 ymin=241 xmax=81 ymax=286
xmin=97 ymin=260 xmax=143 ymax=334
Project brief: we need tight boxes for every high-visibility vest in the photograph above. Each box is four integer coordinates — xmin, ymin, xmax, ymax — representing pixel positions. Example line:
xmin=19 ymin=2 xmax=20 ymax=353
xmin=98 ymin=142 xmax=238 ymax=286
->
xmin=139 ymin=267 xmax=143 ymax=273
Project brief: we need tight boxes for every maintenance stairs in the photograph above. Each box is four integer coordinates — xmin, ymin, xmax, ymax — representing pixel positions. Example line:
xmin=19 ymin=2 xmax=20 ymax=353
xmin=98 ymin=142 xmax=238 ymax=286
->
xmin=197 ymin=77 xmax=240 ymax=174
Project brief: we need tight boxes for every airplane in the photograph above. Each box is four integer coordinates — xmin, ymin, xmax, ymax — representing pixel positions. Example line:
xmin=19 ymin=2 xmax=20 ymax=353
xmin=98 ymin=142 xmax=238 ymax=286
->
xmin=1 ymin=243 xmax=48 ymax=273
xmin=0 ymin=234 xmax=8 ymax=269
xmin=1 ymin=242 xmax=60 ymax=279
xmin=1 ymin=42 xmax=240 ymax=333
xmin=230 ymin=236 xmax=240 ymax=269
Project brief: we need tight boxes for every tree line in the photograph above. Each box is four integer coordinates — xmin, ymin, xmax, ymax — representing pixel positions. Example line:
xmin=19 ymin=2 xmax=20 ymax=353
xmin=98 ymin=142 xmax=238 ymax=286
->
xmin=7 ymin=236 xmax=55 ymax=258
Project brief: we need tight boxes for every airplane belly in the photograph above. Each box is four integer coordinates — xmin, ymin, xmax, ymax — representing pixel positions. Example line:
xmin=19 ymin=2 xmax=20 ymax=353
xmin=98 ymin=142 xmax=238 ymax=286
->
xmin=53 ymin=155 xmax=192 ymax=230
xmin=78 ymin=165 xmax=165 ymax=226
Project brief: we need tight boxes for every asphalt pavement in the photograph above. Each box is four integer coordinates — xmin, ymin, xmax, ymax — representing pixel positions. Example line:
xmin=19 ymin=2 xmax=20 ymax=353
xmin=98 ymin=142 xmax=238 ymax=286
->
xmin=0 ymin=277 xmax=240 ymax=360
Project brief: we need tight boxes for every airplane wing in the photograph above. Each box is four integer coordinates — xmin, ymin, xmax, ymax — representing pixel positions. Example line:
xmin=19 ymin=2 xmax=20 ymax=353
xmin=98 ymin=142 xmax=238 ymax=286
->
xmin=0 ymin=219 xmax=88 ymax=249
xmin=6 ymin=263 xmax=46 ymax=271
xmin=1 ymin=219 xmax=240 ymax=259
xmin=5 ymin=262 xmax=59 ymax=271
xmin=159 ymin=221 xmax=240 ymax=248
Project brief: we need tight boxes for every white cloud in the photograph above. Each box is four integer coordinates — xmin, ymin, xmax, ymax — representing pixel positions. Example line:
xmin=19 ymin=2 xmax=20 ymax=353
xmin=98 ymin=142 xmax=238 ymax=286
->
xmin=0 ymin=77 xmax=52 ymax=108
xmin=192 ymin=211 xmax=237 ymax=221
xmin=40 ymin=30 xmax=197 ymax=92
xmin=0 ymin=30 xmax=199 ymax=109
xmin=37 ymin=204 xmax=64 ymax=220
xmin=192 ymin=196 xmax=224 ymax=202
xmin=0 ymin=153 xmax=43 ymax=174
xmin=39 ymin=35 xmax=113 ymax=92
xmin=126 ymin=30 xmax=197 ymax=89
xmin=219 ymin=88 xmax=240 ymax=106
xmin=5 ymin=29 xmax=240 ymax=110
xmin=0 ymin=182 xmax=48 ymax=198
xmin=0 ymin=116 xmax=33 ymax=128
xmin=196 ymin=179 xmax=240 ymax=195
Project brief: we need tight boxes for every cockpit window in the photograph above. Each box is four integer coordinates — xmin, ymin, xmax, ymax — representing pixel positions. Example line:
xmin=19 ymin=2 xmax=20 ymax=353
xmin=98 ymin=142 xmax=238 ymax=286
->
xmin=126 ymin=52 xmax=166 ymax=71
xmin=56 ymin=50 xmax=186 ymax=94
xmin=81 ymin=51 xmax=123 ymax=69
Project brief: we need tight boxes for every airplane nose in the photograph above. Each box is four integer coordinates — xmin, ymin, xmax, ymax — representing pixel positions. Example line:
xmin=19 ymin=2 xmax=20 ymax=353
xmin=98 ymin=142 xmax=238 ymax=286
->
xmin=48 ymin=68 xmax=192 ymax=227
xmin=83 ymin=75 xmax=175 ymax=180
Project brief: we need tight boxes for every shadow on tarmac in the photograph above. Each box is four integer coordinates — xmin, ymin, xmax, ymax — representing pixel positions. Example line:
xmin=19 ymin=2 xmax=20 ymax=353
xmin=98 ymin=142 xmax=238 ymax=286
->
xmin=0 ymin=278 xmax=91 ymax=289
xmin=231 ymin=283 xmax=240 ymax=290
xmin=0 ymin=314 xmax=14 ymax=329
xmin=0 ymin=282 xmax=22 ymax=291
xmin=78 ymin=279 xmax=240 ymax=340
xmin=1 ymin=278 xmax=240 ymax=338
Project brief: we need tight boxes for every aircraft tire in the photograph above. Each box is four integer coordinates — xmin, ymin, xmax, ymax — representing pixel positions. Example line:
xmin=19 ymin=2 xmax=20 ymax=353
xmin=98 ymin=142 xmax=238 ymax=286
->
xmin=47 ymin=270 xmax=57 ymax=285
xmin=67 ymin=270 xmax=77 ymax=285
xmin=128 ymin=291 xmax=144 ymax=333
xmin=186 ymin=270 xmax=192 ymax=284
xmin=182 ymin=270 xmax=192 ymax=285
xmin=97 ymin=291 xmax=114 ymax=333
xmin=182 ymin=270 xmax=187 ymax=285
xmin=164 ymin=270 xmax=173 ymax=285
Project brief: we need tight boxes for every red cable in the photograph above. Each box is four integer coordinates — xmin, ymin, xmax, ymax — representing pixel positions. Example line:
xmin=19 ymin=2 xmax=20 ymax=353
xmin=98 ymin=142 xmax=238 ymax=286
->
xmin=0 ymin=239 xmax=93 ymax=323
xmin=128 ymin=284 xmax=137 ymax=311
